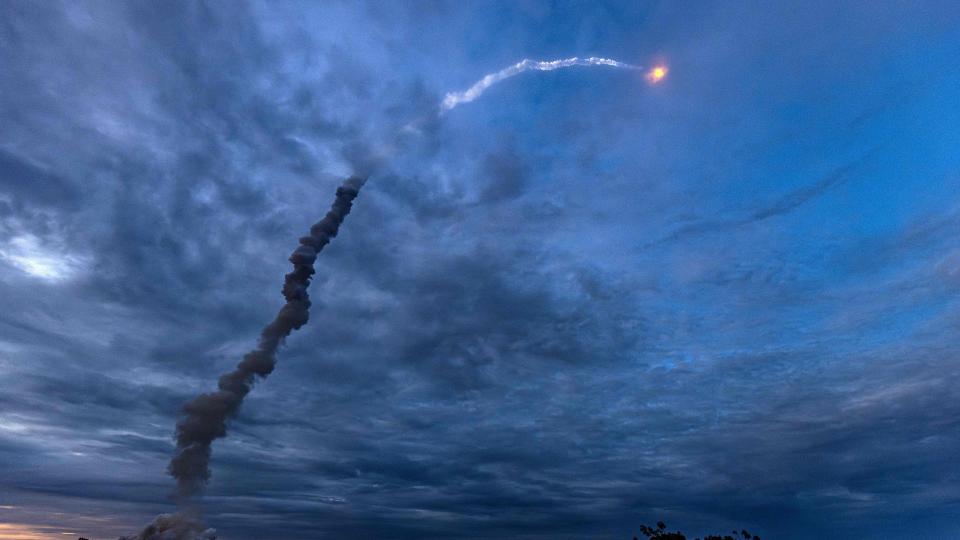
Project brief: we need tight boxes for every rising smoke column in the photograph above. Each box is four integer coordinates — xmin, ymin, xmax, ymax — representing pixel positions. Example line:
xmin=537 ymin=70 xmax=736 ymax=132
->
xmin=166 ymin=58 xmax=642 ymax=494
xmin=440 ymin=56 xmax=643 ymax=112
xmin=121 ymin=176 xmax=366 ymax=540
xmin=163 ymin=57 xmax=643 ymax=499
xmin=168 ymin=175 xmax=365 ymax=500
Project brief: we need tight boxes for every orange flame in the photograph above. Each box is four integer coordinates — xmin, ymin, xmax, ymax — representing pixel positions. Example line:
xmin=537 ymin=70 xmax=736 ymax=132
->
xmin=646 ymin=65 xmax=668 ymax=84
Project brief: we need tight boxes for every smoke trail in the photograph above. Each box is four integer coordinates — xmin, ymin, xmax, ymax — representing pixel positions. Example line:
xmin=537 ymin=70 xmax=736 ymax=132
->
xmin=440 ymin=56 xmax=642 ymax=112
xmin=121 ymin=54 xmax=644 ymax=540
xmin=121 ymin=176 xmax=365 ymax=540
xmin=170 ymin=175 xmax=365 ymax=499
xmin=383 ymin=56 xmax=644 ymax=172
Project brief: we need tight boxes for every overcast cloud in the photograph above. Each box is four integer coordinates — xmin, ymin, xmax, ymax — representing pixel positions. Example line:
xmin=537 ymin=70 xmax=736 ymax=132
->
xmin=1 ymin=1 xmax=959 ymax=539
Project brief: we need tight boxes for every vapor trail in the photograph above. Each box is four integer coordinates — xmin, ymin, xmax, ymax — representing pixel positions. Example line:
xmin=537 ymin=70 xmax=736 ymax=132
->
xmin=122 ymin=176 xmax=365 ymax=540
xmin=440 ymin=56 xmax=642 ymax=112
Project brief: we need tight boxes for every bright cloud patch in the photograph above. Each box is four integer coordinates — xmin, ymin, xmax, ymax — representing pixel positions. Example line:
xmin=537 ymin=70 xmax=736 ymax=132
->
xmin=0 ymin=234 xmax=86 ymax=282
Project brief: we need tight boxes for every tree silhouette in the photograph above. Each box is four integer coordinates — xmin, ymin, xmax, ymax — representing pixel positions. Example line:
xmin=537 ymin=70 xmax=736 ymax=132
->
xmin=635 ymin=520 xmax=760 ymax=540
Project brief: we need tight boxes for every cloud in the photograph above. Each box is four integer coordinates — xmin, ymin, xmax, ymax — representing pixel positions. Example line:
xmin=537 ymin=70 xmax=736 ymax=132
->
xmin=643 ymin=151 xmax=875 ymax=249
xmin=0 ymin=2 xmax=959 ymax=540
xmin=0 ymin=149 xmax=82 ymax=210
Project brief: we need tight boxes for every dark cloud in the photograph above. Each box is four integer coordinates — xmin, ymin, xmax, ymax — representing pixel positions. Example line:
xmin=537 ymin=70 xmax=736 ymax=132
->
xmin=1 ymin=1 xmax=959 ymax=540
xmin=0 ymin=149 xmax=82 ymax=209
xmin=479 ymin=146 xmax=530 ymax=203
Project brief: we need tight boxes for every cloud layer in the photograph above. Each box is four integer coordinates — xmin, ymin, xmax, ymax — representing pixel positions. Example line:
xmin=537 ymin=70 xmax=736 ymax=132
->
xmin=1 ymin=1 xmax=959 ymax=539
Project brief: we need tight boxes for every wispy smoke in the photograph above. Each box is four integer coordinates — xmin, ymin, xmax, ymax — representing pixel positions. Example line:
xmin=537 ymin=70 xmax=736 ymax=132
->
xmin=440 ymin=57 xmax=642 ymax=112
xmin=641 ymin=151 xmax=877 ymax=249
xmin=122 ymin=176 xmax=365 ymax=540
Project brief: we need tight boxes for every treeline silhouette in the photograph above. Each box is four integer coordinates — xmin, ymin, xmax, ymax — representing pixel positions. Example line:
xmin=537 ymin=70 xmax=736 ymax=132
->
xmin=76 ymin=520 xmax=759 ymax=540
xmin=636 ymin=521 xmax=761 ymax=540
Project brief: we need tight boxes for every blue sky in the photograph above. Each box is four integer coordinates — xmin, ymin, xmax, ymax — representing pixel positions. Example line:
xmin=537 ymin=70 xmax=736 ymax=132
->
xmin=1 ymin=1 xmax=959 ymax=539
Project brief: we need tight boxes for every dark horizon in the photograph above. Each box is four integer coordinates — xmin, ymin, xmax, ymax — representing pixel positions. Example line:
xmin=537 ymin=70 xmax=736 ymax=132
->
xmin=2 ymin=1 xmax=960 ymax=539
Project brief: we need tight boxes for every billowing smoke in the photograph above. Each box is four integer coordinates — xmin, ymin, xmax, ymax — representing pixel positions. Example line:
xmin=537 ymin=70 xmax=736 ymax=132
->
xmin=121 ymin=176 xmax=365 ymax=540
xmin=119 ymin=511 xmax=215 ymax=540
xmin=440 ymin=56 xmax=642 ymax=112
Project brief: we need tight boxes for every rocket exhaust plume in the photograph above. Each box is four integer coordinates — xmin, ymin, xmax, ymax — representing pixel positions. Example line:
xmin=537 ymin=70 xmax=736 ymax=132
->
xmin=170 ymin=175 xmax=365 ymax=499
xmin=397 ymin=56 xmax=645 ymax=159
xmin=121 ymin=176 xmax=365 ymax=540
xmin=440 ymin=56 xmax=643 ymax=112
xmin=397 ymin=56 xmax=650 ymax=166
xmin=123 ymin=53 xmax=651 ymax=540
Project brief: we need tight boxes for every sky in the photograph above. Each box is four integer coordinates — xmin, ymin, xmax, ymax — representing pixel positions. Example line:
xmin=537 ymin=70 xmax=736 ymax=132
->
xmin=1 ymin=1 xmax=960 ymax=539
